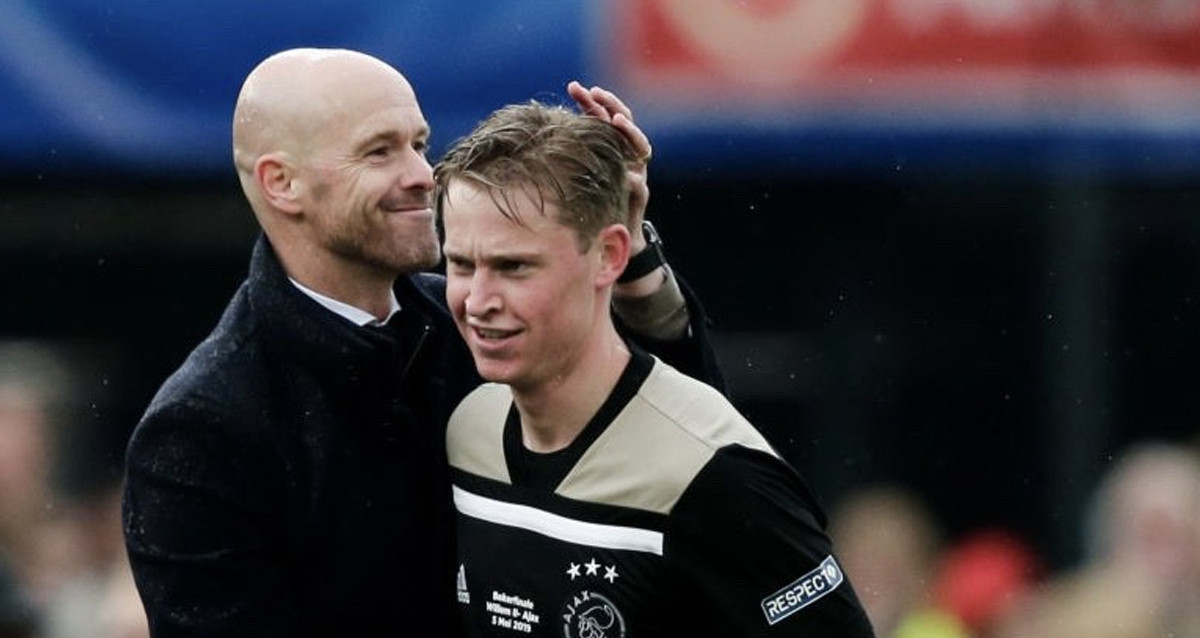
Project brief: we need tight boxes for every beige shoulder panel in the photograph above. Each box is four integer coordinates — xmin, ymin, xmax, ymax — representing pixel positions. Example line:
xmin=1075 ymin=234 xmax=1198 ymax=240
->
xmin=557 ymin=358 xmax=776 ymax=514
xmin=447 ymin=383 xmax=513 ymax=484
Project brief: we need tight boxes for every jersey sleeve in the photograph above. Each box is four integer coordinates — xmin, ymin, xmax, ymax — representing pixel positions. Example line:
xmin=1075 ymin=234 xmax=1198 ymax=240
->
xmin=666 ymin=445 xmax=876 ymax=637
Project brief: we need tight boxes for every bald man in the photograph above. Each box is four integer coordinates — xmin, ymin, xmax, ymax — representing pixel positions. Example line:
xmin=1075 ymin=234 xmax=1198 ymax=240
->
xmin=121 ymin=48 xmax=724 ymax=638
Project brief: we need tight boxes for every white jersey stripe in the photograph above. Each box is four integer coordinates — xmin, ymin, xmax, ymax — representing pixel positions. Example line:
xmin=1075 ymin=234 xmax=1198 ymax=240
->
xmin=453 ymin=486 xmax=664 ymax=555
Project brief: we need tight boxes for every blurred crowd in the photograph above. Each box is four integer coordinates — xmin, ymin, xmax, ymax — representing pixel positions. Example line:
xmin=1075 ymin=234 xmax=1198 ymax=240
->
xmin=1 ymin=338 xmax=1197 ymax=638
xmin=830 ymin=439 xmax=1200 ymax=638
xmin=0 ymin=341 xmax=145 ymax=638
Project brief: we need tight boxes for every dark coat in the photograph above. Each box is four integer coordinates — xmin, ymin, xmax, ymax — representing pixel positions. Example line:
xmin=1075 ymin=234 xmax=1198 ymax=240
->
xmin=123 ymin=235 xmax=724 ymax=638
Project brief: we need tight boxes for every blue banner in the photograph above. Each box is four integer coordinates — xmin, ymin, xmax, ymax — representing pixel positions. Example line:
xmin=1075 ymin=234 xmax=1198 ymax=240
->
xmin=0 ymin=1 xmax=588 ymax=177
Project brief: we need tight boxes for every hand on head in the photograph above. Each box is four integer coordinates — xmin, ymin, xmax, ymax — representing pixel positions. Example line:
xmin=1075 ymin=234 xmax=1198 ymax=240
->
xmin=567 ymin=81 xmax=652 ymax=251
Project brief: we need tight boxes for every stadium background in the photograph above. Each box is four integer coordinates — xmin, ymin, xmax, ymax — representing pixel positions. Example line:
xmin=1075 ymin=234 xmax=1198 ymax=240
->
xmin=3 ymin=0 xmax=1199 ymax=573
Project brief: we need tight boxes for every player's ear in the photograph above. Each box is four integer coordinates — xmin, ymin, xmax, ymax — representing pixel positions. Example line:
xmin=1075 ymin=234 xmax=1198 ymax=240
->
xmin=596 ymin=223 xmax=631 ymax=287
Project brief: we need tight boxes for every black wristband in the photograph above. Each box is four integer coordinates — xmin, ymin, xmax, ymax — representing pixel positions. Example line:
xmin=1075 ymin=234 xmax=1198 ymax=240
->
xmin=618 ymin=221 xmax=665 ymax=283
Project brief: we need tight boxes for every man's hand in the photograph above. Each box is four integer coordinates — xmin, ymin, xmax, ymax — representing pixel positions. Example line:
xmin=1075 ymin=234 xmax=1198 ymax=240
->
xmin=568 ymin=81 xmax=653 ymax=254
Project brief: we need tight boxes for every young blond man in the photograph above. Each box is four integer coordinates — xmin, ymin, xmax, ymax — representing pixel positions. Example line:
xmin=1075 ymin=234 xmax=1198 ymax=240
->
xmin=437 ymin=102 xmax=875 ymax=637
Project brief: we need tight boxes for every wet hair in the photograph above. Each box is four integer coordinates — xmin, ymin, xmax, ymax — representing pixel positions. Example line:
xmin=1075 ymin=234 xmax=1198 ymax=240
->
xmin=434 ymin=101 xmax=636 ymax=250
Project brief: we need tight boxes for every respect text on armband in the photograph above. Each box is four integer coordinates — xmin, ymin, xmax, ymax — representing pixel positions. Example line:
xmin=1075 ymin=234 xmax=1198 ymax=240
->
xmin=760 ymin=555 xmax=844 ymax=626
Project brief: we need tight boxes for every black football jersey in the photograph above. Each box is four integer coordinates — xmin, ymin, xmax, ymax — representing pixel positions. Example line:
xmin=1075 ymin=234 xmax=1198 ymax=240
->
xmin=447 ymin=351 xmax=875 ymax=637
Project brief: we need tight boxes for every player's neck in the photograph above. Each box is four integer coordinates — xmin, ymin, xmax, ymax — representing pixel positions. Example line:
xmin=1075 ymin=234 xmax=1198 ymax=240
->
xmin=513 ymin=329 xmax=629 ymax=453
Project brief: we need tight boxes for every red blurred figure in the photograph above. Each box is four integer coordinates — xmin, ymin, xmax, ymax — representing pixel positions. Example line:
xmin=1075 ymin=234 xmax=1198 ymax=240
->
xmin=931 ymin=529 xmax=1041 ymax=637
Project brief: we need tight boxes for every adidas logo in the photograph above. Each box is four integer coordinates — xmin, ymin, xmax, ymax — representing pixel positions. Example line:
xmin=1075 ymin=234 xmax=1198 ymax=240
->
xmin=456 ymin=564 xmax=471 ymax=604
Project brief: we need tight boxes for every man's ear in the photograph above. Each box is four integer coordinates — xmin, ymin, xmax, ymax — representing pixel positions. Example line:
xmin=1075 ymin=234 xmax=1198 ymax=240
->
xmin=256 ymin=153 xmax=303 ymax=216
xmin=596 ymin=223 xmax=632 ymax=287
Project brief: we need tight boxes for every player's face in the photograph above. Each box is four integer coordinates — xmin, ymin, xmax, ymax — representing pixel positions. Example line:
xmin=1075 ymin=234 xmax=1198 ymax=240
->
xmin=442 ymin=180 xmax=604 ymax=391
xmin=297 ymin=77 xmax=439 ymax=275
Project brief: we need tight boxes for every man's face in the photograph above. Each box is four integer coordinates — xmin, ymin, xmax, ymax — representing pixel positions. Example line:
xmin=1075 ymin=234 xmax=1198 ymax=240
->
xmin=441 ymin=180 xmax=603 ymax=391
xmin=297 ymin=76 xmax=440 ymax=276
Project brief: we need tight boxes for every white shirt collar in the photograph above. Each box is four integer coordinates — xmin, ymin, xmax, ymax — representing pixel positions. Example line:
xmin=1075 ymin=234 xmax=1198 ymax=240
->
xmin=288 ymin=278 xmax=402 ymax=327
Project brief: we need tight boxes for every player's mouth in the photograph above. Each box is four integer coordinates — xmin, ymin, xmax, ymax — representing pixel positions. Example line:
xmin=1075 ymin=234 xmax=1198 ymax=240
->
xmin=472 ymin=326 xmax=519 ymax=341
